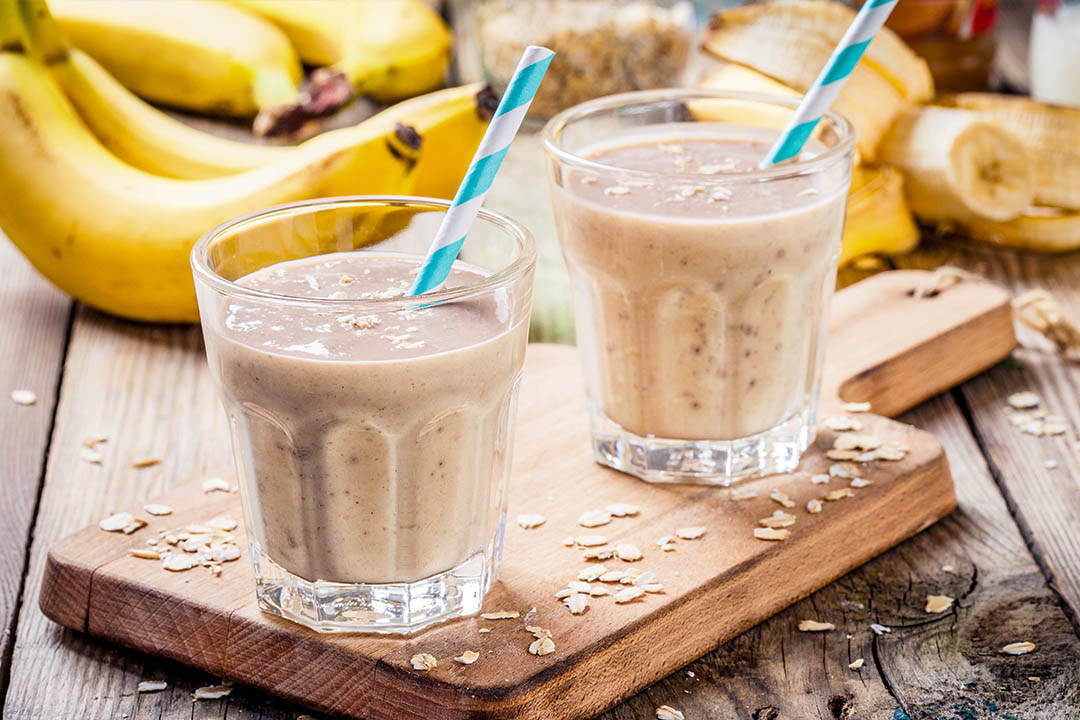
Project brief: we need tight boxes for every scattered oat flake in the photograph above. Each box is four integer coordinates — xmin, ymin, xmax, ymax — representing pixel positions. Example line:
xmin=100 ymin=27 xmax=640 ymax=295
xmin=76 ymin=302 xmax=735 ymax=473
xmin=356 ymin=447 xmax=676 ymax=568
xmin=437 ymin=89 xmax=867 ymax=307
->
xmin=581 ymin=175 xmax=597 ymax=184
xmin=850 ymin=478 xmax=873 ymax=489
xmin=411 ymin=653 xmax=438 ymax=670
xmin=614 ymin=586 xmax=646 ymax=604
xmin=137 ymin=680 xmax=167 ymax=693
xmin=526 ymin=625 xmax=552 ymax=639
xmin=830 ymin=462 xmax=857 ymax=478
xmin=870 ymin=623 xmax=892 ymax=635
xmin=604 ymin=186 xmax=631 ymax=196
xmin=455 ymin=650 xmax=480 ymax=665
xmin=942 ymin=565 xmax=956 ymax=574
xmin=824 ymin=488 xmax=853 ymax=501
xmin=10 ymin=390 xmax=36 ymax=406
xmin=875 ymin=445 xmax=906 ymax=461
xmin=842 ymin=401 xmax=871 ymax=413
xmin=798 ymin=620 xmax=835 ymax=632
xmin=810 ymin=474 xmax=830 ymax=485
xmin=758 ymin=511 xmax=796 ymax=528
xmin=582 ymin=548 xmax=613 ymax=560
xmin=207 ymin=516 xmax=238 ymax=531
xmin=99 ymin=512 xmax=135 ymax=532
xmin=566 ymin=593 xmax=589 ymax=615
xmin=480 ymin=610 xmax=519 ymax=620
xmin=478 ymin=628 xmax=491 ymax=633
xmin=516 ymin=513 xmax=546 ymax=529
xmin=676 ymin=526 xmax=707 ymax=540
xmin=642 ymin=583 xmax=665 ymax=593
xmin=849 ymin=658 xmax=865 ymax=670
xmin=599 ymin=570 xmax=627 ymax=582
xmin=131 ymin=458 xmax=160 ymax=468
xmin=753 ymin=527 xmax=789 ymax=541
xmin=144 ymin=504 xmax=172 ymax=516
xmin=1044 ymin=459 xmax=1059 ymax=470
xmin=1001 ymin=641 xmax=1036 ymax=655
xmin=193 ymin=683 xmax=232 ymax=700
xmin=1008 ymin=391 xmax=1040 ymax=409
xmin=578 ymin=509 xmax=612 ymax=528
xmin=82 ymin=434 xmax=108 ymax=448
xmin=1044 ymin=422 xmax=1068 ymax=436
xmin=615 ymin=543 xmax=643 ymax=561
xmin=656 ymin=535 xmax=674 ymax=547
xmin=129 ymin=548 xmax=160 ymax=560
xmin=202 ymin=477 xmax=230 ymax=493
xmin=806 ymin=499 xmax=823 ymax=514
xmin=578 ymin=565 xmax=607 ymax=581
xmin=661 ymin=543 xmax=677 ymax=552
xmin=826 ymin=449 xmax=860 ymax=460
xmin=576 ymin=534 xmax=608 ymax=547
xmin=925 ymin=594 xmax=954 ymax=614
xmin=79 ymin=447 xmax=104 ymax=465
xmin=605 ymin=502 xmax=639 ymax=517
xmin=163 ymin=555 xmax=195 ymax=572
xmin=824 ymin=415 xmax=862 ymax=431
xmin=656 ymin=706 xmax=685 ymax=720
xmin=529 ymin=636 xmax=556 ymax=656
xmin=770 ymin=489 xmax=795 ymax=508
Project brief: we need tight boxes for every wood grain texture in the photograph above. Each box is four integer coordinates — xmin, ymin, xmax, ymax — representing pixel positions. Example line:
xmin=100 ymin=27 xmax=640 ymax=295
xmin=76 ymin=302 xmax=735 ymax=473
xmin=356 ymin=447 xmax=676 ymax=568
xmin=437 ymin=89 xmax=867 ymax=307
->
xmin=594 ymin=392 xmax=1080 ymax=720
xmin=38 ymin=343 xmax=957 ymax=720
xmin=0 ymin=238 xmax=71 ymax=692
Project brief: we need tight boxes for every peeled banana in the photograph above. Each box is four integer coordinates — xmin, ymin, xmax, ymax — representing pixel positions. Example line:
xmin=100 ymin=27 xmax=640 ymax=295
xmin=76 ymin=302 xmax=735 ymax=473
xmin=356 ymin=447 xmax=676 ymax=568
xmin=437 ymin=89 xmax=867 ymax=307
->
xmin=0 ymin=45 xmax=489 ymax=322
xmin=232 ymin=0 xmax=452 ymax=133
xmin=48 ymin=0 xmax=302 ymax=117
xmin=707 ymin=1 xmax=933 ymax=102
xmin=877 ymin=106 xmax=1033 ymax=224
xmin=938 ymin=93 xmax=1080 ymax=212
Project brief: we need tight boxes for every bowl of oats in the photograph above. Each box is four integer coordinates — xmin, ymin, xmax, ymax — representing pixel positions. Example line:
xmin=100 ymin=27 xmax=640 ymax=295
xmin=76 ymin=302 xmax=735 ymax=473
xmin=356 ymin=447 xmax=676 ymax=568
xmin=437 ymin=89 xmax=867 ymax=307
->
xmin=465 ymin=0 xmax=696 ymax=118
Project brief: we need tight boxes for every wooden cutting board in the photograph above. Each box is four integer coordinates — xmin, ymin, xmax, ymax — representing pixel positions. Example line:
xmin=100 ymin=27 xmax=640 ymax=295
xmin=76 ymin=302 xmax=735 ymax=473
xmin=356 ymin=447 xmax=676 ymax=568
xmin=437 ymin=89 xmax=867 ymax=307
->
xmin=39 ymin=269 xmax=1016 ymax=720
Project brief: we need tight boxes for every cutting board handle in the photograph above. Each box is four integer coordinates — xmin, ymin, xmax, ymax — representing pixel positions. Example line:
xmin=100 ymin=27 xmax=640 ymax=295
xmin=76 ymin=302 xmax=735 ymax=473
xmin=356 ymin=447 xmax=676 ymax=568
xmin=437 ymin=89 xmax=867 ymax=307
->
xmin=822 ymin=268 xmax=1017 ymax=417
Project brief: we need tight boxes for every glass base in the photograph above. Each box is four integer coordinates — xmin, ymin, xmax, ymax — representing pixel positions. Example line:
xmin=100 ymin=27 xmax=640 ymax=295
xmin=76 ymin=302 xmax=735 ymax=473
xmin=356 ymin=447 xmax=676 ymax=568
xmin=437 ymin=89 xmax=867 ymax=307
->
xmin=590 ymin=404 xmax=815 ymax=485
xmin=251 ymin=543 xmax=494 ymax=634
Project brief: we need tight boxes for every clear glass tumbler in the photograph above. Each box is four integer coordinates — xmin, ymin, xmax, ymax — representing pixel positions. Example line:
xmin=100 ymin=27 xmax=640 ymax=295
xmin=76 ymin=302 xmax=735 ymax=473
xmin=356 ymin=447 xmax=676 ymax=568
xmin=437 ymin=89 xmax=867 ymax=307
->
xmin=191 ymin=197 xmax=536 ymax=633
xmin=543 ymin=90 xmax=855 ymax=484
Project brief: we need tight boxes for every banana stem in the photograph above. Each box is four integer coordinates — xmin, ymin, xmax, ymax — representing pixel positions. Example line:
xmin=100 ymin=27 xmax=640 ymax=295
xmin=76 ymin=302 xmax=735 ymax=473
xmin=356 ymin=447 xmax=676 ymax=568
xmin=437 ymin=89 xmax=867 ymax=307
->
xmin=0 ymin=0 xmax=25 ymax=51
xmin=18 ymin=0 xmax=69 ymax=63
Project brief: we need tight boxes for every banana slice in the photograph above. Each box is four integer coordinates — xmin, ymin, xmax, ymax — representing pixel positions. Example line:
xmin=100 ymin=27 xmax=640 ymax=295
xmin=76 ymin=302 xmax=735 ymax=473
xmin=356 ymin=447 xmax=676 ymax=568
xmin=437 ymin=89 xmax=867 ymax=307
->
xmin=938 ymin=93 xmax=1080 ymax=211
xmin=957 ymin=206 xmax=1080 ymax=253
xmin=703 ymin=17 xmax=905 ymax=159
xmin=877 ymin=106 xmax=1034 ymax=224
xmin=706 ymin=0 xmax=933 ymax=102
xmin=842 ymin=165 xmax=920 ymax=266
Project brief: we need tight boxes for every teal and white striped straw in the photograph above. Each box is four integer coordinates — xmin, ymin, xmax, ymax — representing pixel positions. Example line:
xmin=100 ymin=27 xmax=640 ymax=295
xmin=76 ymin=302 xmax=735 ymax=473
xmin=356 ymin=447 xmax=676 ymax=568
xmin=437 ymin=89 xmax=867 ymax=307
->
xmin=409 ymin=45 xmax=554 ymax=296
xmin=760 ymin=0 xmax=898 ymax=167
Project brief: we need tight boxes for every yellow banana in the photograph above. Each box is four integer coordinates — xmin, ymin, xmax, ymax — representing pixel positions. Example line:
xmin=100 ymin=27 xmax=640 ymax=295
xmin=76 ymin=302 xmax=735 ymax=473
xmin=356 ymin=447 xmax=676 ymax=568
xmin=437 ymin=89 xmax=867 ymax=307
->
xmin=703 ymin=11 xmax=906 ymax=160
xmin=953 ymin=207 xmax=1080 ymax=253
xmin=841 ymin=165 xmax=920 ymax=265
xmin=47 ymin=0 xmax=302 ymax=117
xmin=232 ymin=0 xmax=452 ymax=132
xmin=0 ymin=47 xmax=489 ymax=322
xmin=877 ymin=106 xmax=1034 ymax=224
xmin=706 ymin=0 xmax=933 ymax=102
xmin=938 ymin=93 xmax=1080 ymax=212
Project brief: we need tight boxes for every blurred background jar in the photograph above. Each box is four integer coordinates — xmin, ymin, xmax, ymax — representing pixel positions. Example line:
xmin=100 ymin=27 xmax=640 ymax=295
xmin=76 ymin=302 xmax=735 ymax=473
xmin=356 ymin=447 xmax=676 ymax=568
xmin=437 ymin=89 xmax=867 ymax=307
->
xmin=1030 ymin=0 xmax=1080 ymax=106
xmin=451 ymin=0 xmax=696 ymax=118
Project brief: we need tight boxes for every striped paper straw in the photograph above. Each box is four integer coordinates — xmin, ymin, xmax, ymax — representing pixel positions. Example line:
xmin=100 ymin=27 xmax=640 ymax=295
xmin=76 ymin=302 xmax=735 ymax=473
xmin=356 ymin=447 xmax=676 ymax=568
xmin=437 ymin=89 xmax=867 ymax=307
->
xmin=408 ymin=45 xmax=554 ymax=296
xmin=760 ymin=0 xmax=898 ymax=167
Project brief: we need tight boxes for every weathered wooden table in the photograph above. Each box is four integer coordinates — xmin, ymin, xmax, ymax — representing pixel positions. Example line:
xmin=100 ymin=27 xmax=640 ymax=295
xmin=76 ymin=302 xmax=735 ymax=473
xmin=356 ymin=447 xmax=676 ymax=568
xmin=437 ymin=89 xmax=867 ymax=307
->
xmin=4 ymin=3 xmax=1080 ymax=718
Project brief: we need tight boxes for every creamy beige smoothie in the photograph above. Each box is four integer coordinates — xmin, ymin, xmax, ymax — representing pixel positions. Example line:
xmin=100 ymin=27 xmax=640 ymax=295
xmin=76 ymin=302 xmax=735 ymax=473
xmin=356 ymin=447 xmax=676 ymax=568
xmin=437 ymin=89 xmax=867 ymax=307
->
xmin=202 ymin=252 xmax=527 ymax=585
xmin=551 ymin=128 xmax=847 ymax=441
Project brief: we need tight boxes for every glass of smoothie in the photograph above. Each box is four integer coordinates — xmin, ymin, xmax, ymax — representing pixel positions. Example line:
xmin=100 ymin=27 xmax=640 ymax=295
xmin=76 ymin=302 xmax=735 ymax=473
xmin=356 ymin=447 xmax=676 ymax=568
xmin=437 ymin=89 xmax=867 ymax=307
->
xmin=543 ymin=90 xmax=856 ymax=484
xmin=191 ymin=197 xmax=536 ymax=633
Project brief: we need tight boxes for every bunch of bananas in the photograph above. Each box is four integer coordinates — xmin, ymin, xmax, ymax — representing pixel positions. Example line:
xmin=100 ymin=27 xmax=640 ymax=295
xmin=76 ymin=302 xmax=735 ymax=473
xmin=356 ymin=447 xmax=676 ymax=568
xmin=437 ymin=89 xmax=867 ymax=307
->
xmin=703 ymin=0 xmax=1080 ymax=262
xmin=0 ymin=0 xmax=491 ymax=322
xmin=45 ymin=0 xmax=452 ymax=134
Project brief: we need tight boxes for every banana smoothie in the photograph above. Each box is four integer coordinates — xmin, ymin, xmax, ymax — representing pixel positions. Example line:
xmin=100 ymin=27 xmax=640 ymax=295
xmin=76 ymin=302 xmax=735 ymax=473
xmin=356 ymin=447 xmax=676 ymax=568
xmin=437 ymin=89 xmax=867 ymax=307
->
xmin=202 ymin=252 xmax=528 ymax=585
xmin=551 ymin=128 xmax=848 ymax=443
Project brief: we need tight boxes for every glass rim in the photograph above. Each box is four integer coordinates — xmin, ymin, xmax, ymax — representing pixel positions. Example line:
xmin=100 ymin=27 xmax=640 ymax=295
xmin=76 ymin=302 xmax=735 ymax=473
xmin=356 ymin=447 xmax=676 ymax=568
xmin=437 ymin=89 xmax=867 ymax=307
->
xmin=541 ymin=89 xmax=857 ymax=183
xmin=190 ymin=196 xmax=537 ymax=311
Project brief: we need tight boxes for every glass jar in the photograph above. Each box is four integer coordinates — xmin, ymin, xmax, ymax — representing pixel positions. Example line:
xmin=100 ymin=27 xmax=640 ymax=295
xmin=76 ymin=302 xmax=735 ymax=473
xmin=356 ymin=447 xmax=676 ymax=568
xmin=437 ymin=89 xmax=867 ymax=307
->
xmin=1030 ymin=0 xmax=1080 ymax=106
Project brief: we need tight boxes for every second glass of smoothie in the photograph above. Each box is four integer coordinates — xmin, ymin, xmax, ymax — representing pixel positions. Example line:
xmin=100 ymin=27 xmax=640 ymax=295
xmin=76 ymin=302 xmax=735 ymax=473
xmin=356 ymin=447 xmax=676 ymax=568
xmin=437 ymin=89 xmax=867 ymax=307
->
xmin=192 ymin=197 xmax=535 ymax=633
xmin=544 ymin=90 xmax=856 ymax=484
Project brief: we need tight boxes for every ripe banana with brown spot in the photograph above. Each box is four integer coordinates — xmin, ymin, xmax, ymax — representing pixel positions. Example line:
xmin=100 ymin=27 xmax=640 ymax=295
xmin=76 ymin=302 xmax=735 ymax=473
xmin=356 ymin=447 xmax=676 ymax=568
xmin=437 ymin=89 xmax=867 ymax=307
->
xmin=877 ymin=106 xmax=1034 ymax=224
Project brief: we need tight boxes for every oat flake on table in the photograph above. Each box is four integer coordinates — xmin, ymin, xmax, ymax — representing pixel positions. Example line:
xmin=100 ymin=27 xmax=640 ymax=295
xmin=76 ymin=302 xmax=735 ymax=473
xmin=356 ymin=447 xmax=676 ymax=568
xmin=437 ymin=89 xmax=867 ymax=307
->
xmin=753 ymin=527 xmax=789 ymax=541
xmin=615 ymin=543 xmax=643 ymax=561
xmin=925 ymin=594 xmax=954 ymax=613
xmin=516 ymin=513 xmax=546 ymax=529
xmin=614 ymin=586 xmax=645 ymax=604
xmin=576 ymin=534 xmax=608 ymax=547
xmin=479 ymin=610 xmax=519 ymax=620
xmin=798 ymin=620 xmax=835 ymax=632
xmin=136 ymin=680 xmax=167 ymax=693
xmin=454 ymin=650 xmax=480 ymax=665
xmin=849 ymin=658 xmax=865 ymax=670
xmin=676 ymin=526 xmax=706 ymax=540
xmin=144 ymin=503 xmax=172 ymax=516
xmin=769 ymin=489 xmax=795 ymax=508
xmin=201 ymin=477 xmax=230 ymax=493
xmin=656 ymin=706 xmax=685 ymax=720
xmin=605 ymin=502 xmax=639 ymax=517
xmin=411 ymin=653 xmax=438 ymax=671
xmin=10 ymin=389 xmax=36 ymax=406
xmin=1001 ymin=641 xmax=1036 ymax=655
xmin=193 ymin=683 xmax=232 ymax=700
xmin=578 ymin=509 xmax=612 ymax=528
xmin=528 ymin=636 xmax=556 ymax=656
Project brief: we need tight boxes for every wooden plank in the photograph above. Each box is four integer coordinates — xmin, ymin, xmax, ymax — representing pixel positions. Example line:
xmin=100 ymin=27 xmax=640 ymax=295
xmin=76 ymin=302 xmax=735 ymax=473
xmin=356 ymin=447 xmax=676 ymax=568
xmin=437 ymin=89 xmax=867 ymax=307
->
xmin=888 ymin=242 xmax=1080 ymax=627
xmin=597 ymin=391 xmax=1080 ymax=719
xmin=0 ymin=237 xmax=71 ymax=692
xmin=37 ymin=344 xmax=957 ymax=720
